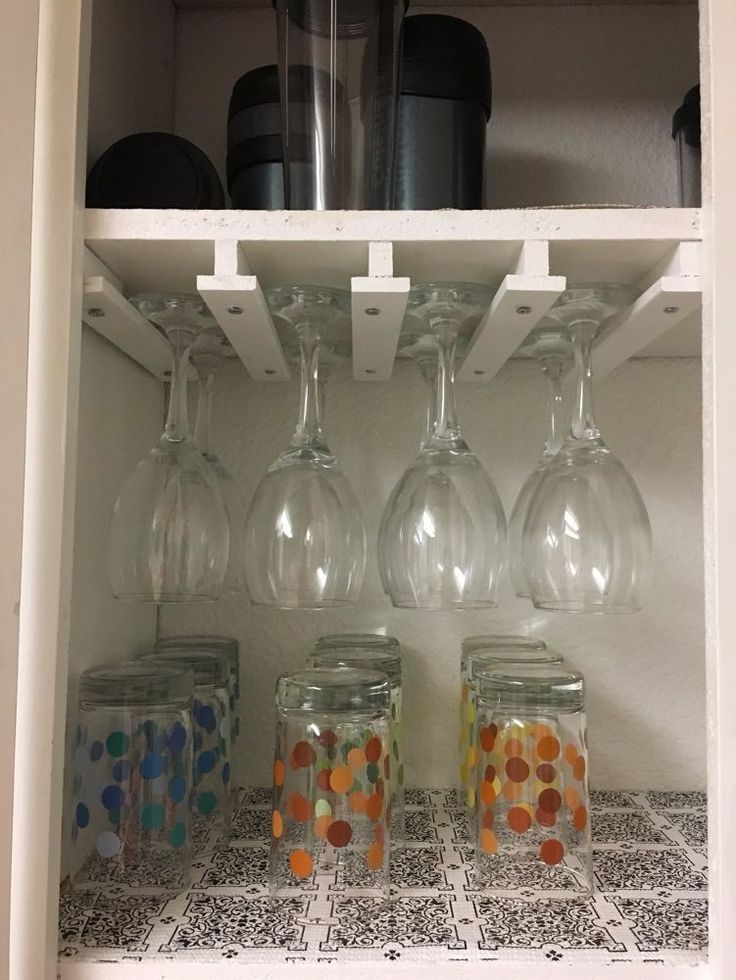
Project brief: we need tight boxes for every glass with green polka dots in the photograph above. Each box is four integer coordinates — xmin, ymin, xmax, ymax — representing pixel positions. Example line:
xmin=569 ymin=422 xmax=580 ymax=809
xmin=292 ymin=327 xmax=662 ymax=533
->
xmin=270 ymin=667 xmax=391 ymax=904
xmin=473 ymin=664 xmax=593 ymax=901
xmin=140 ymin=648 xmax=232 ymax=854
xmin=154 ymin=634 xmax=241 ymax=802
xmin=309 ymin=640 xmax=404 ymax=846
xmin=70 ymin=661 xmax=194 ymax=903
xmin=458 ymin=636 xmax=557 ymax=813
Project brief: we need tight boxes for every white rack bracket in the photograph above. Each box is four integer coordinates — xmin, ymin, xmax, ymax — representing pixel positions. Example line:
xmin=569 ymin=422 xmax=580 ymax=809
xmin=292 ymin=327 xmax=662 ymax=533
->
xmin=593 ymin=242 xmax=703 ymax=379
xmin=82 ymin=249 xmax=172 ymax=379
xmin=351 ymin=242 xmax=410 ymax=380
xmin=457 ymin=241 xmax=566 ymax=381
xmin=197 ymin=240 xmax=290 ymax=381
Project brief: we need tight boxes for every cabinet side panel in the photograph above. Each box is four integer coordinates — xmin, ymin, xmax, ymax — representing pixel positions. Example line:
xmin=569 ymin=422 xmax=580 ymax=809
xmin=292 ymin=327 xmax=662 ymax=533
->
xmin=60 ymin=329 xmax=162 ymax=881
xmin=0 ymin=0 xmax=40 ymax=976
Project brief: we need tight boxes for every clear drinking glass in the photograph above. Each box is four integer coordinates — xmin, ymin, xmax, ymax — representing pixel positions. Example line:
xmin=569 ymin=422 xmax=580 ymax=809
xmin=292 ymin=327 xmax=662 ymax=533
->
xmin=377 ymin=283 xmax=507 ymax=609
xmin=458 ymin=638 xmax=559 ymax=812
xmin=309 ymin=643 xmax=405 ymax=846
xmin=107 ymin=293 xmax=229 ymax=602
xmin=474 ymin=665 xmax=593 ymax=900
xmin=140 ymin=648 xmax=231 ymax=854
xmin=508 ymin=324 xmax=571 ymax=597
xmin=275 ymin=0 xmax=404 ymax=208
xmin=153 ymin=634 xmax=241 ymax=803
xmin=315 ymin=633 xmax=400 ymax=653
xmin=523 ymin=284 xmax=652 ymax=613
xmin=191 ymin=329 xmax=247 ymax=593
xmin=70 ymin=662 xmax=194 ymax=902
xmin=244 ymin=286 xmax=366 ymax=608
xmin=270 ymin=668 xmax=392 ymax=901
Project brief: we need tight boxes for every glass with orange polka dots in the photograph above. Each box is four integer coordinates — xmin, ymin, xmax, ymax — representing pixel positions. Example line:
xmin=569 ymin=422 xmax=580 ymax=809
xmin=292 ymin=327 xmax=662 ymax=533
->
xmin=270 ymin=667 xmax=392 ymax=902
xmin=473 ymin=665 xmax=593 ymax=901
xmin=457 ymin=636 xmax=555 ymax=811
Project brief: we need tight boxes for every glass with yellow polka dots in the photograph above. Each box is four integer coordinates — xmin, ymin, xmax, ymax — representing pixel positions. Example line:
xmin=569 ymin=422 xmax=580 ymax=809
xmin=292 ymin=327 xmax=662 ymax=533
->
xmin=270 ymin=668 xmax=392 ymax=903
xmin=309 ymin=638 xmax=404 ymax=846
xmin=474 ymin=665 xmax=593 ymax=900
xmin=70 ymin=662 xmax=194 ymax=903
xmin=458 ymin=636 xmax=553 ymax=809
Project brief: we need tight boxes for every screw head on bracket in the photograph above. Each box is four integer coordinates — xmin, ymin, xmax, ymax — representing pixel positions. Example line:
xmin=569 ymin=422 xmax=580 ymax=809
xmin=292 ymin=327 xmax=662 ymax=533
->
xmin=87 ymin=307 xmax=105 ymax=318
xmin=516 ymin=305 xmax=532 ymax=315
xmin=663 ymin=306 xmax=680 ymax=314
xmin=265 ymin=369 xmax=276 ymax=375
xmin=364 ymin=308 xmax=380 ymax=316
xmin=365 ymin=369 xmax=377 ymax=375
xmin=228 ymin=306 xmax=244 ymax=315
xmin=474 ymin=369 xmax=486 ymax=375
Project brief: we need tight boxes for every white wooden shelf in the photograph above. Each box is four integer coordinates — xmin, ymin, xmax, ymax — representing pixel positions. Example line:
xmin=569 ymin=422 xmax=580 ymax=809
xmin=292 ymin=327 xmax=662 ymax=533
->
xmin=84 ymin=208 xmax=702 ymax=382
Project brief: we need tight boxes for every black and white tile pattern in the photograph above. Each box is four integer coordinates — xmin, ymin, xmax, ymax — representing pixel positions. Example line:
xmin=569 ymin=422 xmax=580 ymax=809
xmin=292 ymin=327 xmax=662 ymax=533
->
xmin=59 ymin=789 xmax=708 ymax=968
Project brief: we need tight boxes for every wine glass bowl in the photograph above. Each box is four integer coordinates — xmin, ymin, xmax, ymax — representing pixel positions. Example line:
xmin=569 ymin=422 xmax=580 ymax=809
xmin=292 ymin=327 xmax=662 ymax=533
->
xmin=244 ymin=285 xmax=366 ymax=608
xmin=522 ymin=283 xmax=652 ymax=613
xmin=378 ymin=282 xmax=507 ymax=610
xmin=107 ymin=293 xmax=230 ymax=602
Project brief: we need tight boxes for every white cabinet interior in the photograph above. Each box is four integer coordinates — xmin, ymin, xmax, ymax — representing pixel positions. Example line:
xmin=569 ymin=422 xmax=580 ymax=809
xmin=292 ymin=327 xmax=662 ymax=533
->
xmin=50 ymin=0 xmax=710 ymax=976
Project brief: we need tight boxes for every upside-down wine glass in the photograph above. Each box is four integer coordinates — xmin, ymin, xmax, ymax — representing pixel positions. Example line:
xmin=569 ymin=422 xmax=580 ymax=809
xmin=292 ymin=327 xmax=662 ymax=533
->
xmin=378 ymin=283 xmax=507 ymax=609
xmin=244 ymin=286 xmax=366 ymax=607
xmin=108 ymin=293 xmax=230 ymax=601
xmin=191 ymin=329 xmax=247 ymax=593
xmin=522 ymin=283 xmax=652 ymax=612
xmin=508 ymin=323 xmax=571 ymax=597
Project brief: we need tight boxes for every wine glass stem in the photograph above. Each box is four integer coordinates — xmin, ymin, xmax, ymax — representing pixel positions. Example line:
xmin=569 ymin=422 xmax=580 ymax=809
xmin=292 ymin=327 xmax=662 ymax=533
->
xmin=541 ymin=355 xmax=565 ymax=456
xmin=417 ymin=354 xmax=437 ymax=447
xmin=429 ymin=319 xmax=462 ymax=446
xmin=163 ymin=328 xmax=193 ymax=443
xmin=291 ymin=323 xmax=326 ymax=448
xmin=193 ymin=358 xmax=217 ymax=455
xmin=570 ymin=320 xmax=600 ymax=441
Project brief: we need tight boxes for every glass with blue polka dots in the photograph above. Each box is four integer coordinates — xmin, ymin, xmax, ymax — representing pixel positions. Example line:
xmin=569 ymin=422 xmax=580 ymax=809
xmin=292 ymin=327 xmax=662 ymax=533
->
xmin=459 ymin=636 xmax=557 ymax=812
xmin=154 ymin=634 xmax=241 ymax=801
xmin=70 ymin=661 xmax=194 ymax=903
xmin=309 ymin=638 xmax=404 ymax=845
xmin=140 ymin=648 xmax=232 ymax=854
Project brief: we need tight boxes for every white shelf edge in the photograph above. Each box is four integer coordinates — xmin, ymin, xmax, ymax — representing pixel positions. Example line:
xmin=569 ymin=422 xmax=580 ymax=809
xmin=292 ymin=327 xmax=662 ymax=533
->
xmin=85 ymin=208 xmax=702 ymax=244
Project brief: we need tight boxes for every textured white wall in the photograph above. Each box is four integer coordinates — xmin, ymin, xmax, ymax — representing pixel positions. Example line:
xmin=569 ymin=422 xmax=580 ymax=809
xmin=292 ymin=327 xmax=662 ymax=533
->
xmin=62 ymin=327 xmax=163 ymax=876
xmin=172 ymin=3 xmax=699 ymax=207
xmin=160 ymin=356 xmax=705 ymax=791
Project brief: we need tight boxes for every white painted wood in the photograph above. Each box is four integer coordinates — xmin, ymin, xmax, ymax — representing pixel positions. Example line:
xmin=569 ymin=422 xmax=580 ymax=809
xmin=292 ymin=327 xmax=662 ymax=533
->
xmin=198 ymin=239 xmax=290 ymax=380
xmin=701 ymin=0 xmax=736 ymax=976
xmin=86 ymin=207 xmax=702 ymax=244
xmin=351 ymin=242 xmax=410 ymax=381
xmin=11 ymin=1 xmax=90 ymax=978
xmin=594 ymin=274 xmax=703 ymax=380
xmin=0 ymin=0 xmax=41 ymax=975
xmin=458 ymin=241 xmax=566 ymax=381
xmin=82 ymin=276 xmax=172 ymax=378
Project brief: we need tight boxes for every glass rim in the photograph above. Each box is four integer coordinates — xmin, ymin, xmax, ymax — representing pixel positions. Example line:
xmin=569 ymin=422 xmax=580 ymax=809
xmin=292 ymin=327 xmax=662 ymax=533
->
xmin=309 ymin=648 xmax=402 ymax=685
xmin=154 ymin=635 xmax=238 ymax=668
xmin=475 ymin=664 xmax=585 ymax=711
xmin=315 ymin=632 xmax=400 ymax=650
xmin=79 ymin=660 xmax=194 ymax=707
xmin=139 ymin=648 xmax=230 ymax=687
xmin=467 ymin=648 xmax=564 ymax=680
xmin=276 ymin=666 xmax=391 ymax=713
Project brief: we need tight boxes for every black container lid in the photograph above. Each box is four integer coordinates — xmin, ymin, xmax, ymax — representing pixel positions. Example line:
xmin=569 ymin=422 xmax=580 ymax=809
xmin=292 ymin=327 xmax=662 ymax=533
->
xmin=672 ymin=84 xmax=700 ymax=146
xmin=86 ymin=132 xmax=225 ymax=209
xmin=401 ymin=14 xmax=492 ymax=120
xmin=229 ymin=65 xmax=281 ymax=119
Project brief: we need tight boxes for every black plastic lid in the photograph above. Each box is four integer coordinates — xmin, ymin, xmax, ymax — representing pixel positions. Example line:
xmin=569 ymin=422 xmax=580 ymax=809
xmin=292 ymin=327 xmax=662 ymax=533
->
xmin=401 ymin=14 xmax=492 ymax=120
xmin=672 ymin=84 xmax=700 ymax=146
xmin=86 ymin=132 xmax=225 ymax=209
xmin=229 ymin=65 xmax=281 ymax=119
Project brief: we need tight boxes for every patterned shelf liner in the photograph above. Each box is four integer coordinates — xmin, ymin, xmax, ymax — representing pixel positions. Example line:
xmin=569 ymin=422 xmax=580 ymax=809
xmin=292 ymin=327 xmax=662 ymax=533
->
xmin=59 ymin=788 xmax=708 ymax=968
